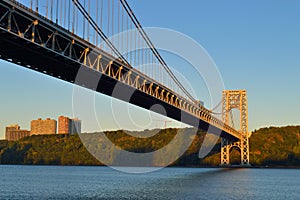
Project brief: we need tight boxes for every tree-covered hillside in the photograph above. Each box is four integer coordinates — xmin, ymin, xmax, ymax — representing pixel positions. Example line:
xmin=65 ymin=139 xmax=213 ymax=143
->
xmin=0 ymin=126 xmax=300 ymax=167
xmin=250 ymin=126 xmax=300 ymax=166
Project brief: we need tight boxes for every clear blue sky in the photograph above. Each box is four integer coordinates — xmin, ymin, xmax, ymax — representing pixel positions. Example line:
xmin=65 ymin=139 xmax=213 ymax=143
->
xmin=1 ymin=0 xmax=300 ymax=139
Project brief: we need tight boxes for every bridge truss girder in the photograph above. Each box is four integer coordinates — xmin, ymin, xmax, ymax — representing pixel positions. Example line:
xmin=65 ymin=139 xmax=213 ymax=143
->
xmin=221 ymin=90 xmax=250 ymax=166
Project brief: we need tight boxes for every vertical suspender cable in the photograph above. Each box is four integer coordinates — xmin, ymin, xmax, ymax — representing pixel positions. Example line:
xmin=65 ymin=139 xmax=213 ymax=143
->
xmin=36 ymin=0 xmax=38 ymax=13
xmin=56 ymin=0 xmax=58 ymax=23
xmin=121 ymin=3 xmax=124 ymax=53
xmin=118 ymin=0 xmax=120 ymax=51
xmin=72 ymin=1 xmax=75 ymax=33
xmin=108 ymin=1 xmax=110 ymax=37
xmin=141 ymin=40 xmax=144 ymax=70
xmin=46 ymin=0 xmax=48 ymax=18
xmin=147 ymin=46 xmax=152 ymax=78
xmin=143 ymin=45 xmax=149 ymax=73
xmin=134 ymin=27 xmax=136 ymax=67
xmin=96 ymin=0 xmax=99 ymax=46
xmin=107 ymin=0 xmax=110 ymax=53
xmin=88 ymin=0 xmax=90 ymax=42
xmin=64 ymin=0 xmax=66 ymax=27
xmin=144 ymin=43 xmax=146 ymax=74
xmin=68 ymin=0 xmax=71 ymax=31
xmin=112 ymin=0 xmax=114 ymax=46
xmin=100 ymin=0 xmax=103 ymax=48
xmin=76 ymin=4 xmax=78 ymax=34
xmin=130 ymin=19 xmax=132 ymax=65
xmin=137 ymin=31 xmax=140 ymax=70
xmin=126 ymin=13 xmax=128 ymax=62
xmin=151 ymin=47 xmax=156 ymax=79
xmin=83 ymin=0 xmax=86 ymax=39
xmin=60 ymin=0 xmax=62 ymax=25
xmin=50 ymin=0 xmax=53 ymax=21
xmin=100 ymin=0 xmax=103 ymax=32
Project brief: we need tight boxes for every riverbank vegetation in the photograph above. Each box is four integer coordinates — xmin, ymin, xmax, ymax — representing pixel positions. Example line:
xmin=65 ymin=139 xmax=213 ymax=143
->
xmin=0 ymin=126 xmax=299 ymax=167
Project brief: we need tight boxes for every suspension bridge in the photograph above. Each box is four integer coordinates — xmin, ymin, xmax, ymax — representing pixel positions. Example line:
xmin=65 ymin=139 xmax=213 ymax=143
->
xmin=0 ymin=0 xmax=250 ymax=166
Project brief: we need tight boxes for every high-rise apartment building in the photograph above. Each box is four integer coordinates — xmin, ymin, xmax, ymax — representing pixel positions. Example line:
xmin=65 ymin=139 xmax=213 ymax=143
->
xmin=58 ymin=116 xmax=71 ymax=134
xmin=70 ymin=118 xmax=81 ymax=134
xmin=30 ymin=118 xmax=57 ymax=135
xmin=5 ymin=124 xmax=30 ymax=141
xmin=5 ymin=124 xmax=20 ymax=139
xmin=7 ymin=130 xmax=30 ymax=141
xmin=58 ymin=116 xmax=81 ymax=134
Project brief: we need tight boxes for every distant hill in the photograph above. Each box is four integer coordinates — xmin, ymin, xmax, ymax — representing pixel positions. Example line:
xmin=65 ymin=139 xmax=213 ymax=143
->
xmin=250 ymin=126 xmax=300 ymax=166
xmin=0 ymin=126 xmax=300 ymax=167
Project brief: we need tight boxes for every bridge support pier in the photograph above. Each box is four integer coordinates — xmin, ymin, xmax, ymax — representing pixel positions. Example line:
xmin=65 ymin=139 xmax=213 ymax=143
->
xmin=221 ymin=90 xmax=250 ymax=166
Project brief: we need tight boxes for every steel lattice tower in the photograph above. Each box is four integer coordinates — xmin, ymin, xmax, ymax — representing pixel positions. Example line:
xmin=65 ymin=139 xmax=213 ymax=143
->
xmin=221 ymin=90 xmax=250 ymax=166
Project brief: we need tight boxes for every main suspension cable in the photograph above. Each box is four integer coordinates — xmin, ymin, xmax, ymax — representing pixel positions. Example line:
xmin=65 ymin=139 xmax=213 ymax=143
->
xmin=72 ymin=0 xmax=130 ymax=65
xmin=119 ymin=0 xmax=197 ymax=104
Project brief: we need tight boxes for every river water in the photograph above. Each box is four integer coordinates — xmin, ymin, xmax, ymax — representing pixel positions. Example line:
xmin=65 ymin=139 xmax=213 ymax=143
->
xmin=0 ymin=165 xmax=299 ymax=199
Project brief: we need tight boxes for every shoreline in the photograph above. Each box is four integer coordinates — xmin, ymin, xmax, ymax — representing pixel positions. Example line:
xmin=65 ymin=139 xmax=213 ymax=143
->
xmin=1 ymin=163 xmax=300 ymax=169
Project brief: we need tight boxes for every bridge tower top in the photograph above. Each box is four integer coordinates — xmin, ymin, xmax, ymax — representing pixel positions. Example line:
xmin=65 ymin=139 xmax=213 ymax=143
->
xmin=222 ymin=90 xmax=248 ymax=136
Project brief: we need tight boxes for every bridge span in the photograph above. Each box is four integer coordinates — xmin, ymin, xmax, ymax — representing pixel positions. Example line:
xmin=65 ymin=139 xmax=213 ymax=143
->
xmin=0 ymin=0 xmax=250 ymax=165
